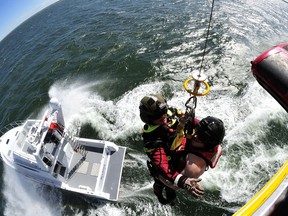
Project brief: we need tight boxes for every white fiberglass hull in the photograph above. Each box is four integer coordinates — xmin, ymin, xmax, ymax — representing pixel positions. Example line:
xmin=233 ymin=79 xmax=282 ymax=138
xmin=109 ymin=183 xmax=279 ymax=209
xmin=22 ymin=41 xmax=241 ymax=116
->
xmin=0 ymin=98 xmax=126 ymax=201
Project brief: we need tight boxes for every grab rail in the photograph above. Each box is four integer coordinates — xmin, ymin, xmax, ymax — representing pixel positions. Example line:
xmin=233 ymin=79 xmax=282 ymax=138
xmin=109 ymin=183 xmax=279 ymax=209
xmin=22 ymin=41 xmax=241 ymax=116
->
xmin=0 ymin=121 xmax=25 ymax=137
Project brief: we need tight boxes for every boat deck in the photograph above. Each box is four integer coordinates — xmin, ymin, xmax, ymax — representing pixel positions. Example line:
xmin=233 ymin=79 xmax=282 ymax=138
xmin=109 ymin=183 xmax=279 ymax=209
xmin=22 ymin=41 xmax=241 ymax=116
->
xmin=65 ymin=144 xmax=126 ymax=201
xmin=66 ymin=146 xmax=102 ymax=190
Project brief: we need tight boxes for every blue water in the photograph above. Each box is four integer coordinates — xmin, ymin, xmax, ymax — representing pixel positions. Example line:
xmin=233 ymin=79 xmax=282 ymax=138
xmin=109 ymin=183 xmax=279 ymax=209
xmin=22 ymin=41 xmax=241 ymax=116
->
xmin=1 ymin=0 xmax=288 ymax=215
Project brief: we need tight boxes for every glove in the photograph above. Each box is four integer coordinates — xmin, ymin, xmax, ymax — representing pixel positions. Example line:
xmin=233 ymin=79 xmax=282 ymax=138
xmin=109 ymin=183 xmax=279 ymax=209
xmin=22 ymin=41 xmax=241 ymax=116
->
xmin=185 ymin=109 xmax=195 ymax=134
xmin=183 ymin=178 xmax=204 ymax=198
xmin=185 ymin=108 xmax=195 ymax=121
xmin=177 ymin=109 xmax=195 ymax=129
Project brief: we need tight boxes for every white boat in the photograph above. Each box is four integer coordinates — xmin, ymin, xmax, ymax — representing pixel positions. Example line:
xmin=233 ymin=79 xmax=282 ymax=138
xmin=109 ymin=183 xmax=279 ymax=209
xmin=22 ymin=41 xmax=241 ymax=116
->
xmin=0 ymin=98 xmax=126 ymax=201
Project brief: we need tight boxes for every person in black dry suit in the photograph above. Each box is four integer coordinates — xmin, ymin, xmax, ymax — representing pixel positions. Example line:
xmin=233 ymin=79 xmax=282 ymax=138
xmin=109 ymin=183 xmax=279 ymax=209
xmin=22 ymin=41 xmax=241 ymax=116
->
xmin=139 ymin=94 xmax=225 ymax=205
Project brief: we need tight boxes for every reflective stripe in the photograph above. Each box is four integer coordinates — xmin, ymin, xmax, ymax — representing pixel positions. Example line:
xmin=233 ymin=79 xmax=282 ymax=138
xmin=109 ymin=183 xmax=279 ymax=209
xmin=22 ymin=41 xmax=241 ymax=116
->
xmin=144 ymin=147 xmax=155 ymax=153
xmin=143 ymin=124 xmax=160 ymax=133
xmin=143 ymin=108 xmax=179 ymax=132
xmin=209 ymin=145 xmax=222 ymax=168
xmin=174 ymin=174 xmax=183 ymax=186
xmin=167 ymin=109 xmax=177 ymax=127
xmin=168 ymin=118 xmax=177 ymax=127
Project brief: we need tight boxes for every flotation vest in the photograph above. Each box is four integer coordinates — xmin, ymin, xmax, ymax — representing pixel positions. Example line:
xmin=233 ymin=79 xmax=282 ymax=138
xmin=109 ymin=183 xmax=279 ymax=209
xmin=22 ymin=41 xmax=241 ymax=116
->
xmin=187 ymin=144 xmax=222 ymax=168
xmin=142 ymin=108 xmax=184 ymax=154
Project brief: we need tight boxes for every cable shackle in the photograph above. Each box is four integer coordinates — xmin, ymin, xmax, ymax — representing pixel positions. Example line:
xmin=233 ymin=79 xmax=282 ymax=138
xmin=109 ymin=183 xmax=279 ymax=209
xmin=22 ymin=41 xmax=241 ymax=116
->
xmin=185 ymin=95 xmax=197 ymax=110
xmin=183 ymin=71 xmax=210 ymax=96
xmin=174 ymin=96 xmax=196 ymax=137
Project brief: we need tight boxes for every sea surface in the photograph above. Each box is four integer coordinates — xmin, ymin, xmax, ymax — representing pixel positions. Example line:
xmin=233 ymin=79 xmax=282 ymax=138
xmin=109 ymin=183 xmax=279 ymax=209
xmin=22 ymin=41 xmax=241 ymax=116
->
xmin=0 ymin=0 xmax=288 ymax=215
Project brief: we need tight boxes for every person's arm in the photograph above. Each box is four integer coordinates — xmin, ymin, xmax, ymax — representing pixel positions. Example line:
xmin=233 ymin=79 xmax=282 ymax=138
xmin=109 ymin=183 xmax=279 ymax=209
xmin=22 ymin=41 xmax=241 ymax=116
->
xmin=149 ymin=147 xmax=204 ymax=197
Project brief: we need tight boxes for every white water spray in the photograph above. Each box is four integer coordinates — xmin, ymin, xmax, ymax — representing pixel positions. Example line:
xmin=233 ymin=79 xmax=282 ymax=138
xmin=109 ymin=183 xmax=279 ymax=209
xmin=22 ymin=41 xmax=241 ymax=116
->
xmin=3 ymin=167 xmax=62 ymax=216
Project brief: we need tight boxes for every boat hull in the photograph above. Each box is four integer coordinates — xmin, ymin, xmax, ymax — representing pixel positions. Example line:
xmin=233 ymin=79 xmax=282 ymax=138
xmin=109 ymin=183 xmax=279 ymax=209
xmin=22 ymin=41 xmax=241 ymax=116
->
xmin=0 ymin=99 xmax=126 ymax=201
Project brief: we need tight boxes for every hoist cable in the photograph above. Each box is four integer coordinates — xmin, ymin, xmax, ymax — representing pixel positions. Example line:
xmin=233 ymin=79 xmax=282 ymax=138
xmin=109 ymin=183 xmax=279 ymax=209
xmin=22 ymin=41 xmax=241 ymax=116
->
xmin=183 ymin=0 xmax=215 ymax=109
xmin=198 ymin=0 xmax=215 ymax=75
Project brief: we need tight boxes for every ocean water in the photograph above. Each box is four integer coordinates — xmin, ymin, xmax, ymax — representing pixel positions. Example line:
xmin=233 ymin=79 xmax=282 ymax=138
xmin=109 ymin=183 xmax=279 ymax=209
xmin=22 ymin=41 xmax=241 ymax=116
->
xmin=0 ymin=0 xmax=288 ymax=215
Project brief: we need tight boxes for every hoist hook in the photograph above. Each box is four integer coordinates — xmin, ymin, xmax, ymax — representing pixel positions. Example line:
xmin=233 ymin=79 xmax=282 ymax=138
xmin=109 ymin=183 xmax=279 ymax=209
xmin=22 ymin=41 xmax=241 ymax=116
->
xmin=185 ymin=95 xmax=197 ymax=110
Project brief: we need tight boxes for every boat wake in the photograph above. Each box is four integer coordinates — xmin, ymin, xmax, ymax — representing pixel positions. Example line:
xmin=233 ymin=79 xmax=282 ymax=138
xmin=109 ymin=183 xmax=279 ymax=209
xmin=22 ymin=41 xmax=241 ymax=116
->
xmin=3 ymin=167 xmax=62 ymax=216
xmin=45 ymin=72 xmax=288 ymax=213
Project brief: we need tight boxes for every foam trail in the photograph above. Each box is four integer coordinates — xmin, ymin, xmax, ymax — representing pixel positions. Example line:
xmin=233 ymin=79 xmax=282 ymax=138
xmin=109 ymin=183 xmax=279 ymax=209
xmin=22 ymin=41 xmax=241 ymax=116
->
xmin=46 ymin=64 xmax=288 ymax=209
xmin=143 ymin=28 xmax=288 ymax=208
xmin=48 ymin=79 xmax=166 ymax=140
xmin=199 ymin=81 xmax=288 ymax=205
xmin=48 ymin=80 xmax=96 ymax=126
xmin=3 ymin=166 xmax=62 ymax=216
xmin=47 ymin=80 xmax=179 ymax=215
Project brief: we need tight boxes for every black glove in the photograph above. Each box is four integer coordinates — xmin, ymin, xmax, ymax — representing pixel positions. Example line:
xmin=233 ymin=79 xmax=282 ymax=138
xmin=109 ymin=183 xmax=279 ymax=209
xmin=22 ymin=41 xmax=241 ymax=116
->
xmin=185 ymin=108 xmax=195 ymax=120
xmin=185 ymin=109 xmax=195 ymax=135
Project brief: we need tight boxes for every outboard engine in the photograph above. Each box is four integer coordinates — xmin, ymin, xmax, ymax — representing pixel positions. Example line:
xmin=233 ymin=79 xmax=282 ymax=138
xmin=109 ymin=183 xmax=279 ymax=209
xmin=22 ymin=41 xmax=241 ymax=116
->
xmin=251 ymin=43 xmax=288 ymax=112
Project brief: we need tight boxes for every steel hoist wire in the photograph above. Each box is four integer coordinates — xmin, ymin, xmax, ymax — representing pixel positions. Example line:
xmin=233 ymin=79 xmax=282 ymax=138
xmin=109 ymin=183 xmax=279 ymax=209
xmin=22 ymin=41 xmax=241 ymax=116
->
xmin=183 ymin=0 xmax=216 ymax=113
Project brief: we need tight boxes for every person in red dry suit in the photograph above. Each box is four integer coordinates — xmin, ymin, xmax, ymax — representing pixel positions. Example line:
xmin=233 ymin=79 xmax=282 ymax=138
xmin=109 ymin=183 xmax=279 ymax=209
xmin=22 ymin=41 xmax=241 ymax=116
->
xmin=139 ymin=94 xmax=225 ymax=205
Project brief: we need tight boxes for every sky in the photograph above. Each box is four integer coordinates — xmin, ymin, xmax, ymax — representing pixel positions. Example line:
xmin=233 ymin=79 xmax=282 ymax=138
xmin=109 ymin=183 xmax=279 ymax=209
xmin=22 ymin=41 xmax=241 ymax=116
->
xmin=0 ymin=0 xmax=59 ymax=42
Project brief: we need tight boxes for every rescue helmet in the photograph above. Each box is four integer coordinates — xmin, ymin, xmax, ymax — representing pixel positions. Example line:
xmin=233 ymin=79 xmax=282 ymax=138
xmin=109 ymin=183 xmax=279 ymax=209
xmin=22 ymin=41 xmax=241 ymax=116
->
xmin=196 ymin=116 xmax=225 ymax=149
xmin=139 ymin=94 xmax=168 ymax=124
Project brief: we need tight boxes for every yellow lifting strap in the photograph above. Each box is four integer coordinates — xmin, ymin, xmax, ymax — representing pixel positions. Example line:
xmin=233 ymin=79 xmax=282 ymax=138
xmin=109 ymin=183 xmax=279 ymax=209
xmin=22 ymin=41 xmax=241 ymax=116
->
xmin=170 ymin=121 xmax=185 ymax=151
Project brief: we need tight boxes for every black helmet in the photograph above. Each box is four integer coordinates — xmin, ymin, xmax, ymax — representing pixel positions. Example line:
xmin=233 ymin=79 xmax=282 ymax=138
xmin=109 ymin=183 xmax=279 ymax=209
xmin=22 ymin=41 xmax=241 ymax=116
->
xmin=139 ymin=94 xmax=168 ymax=124
xmin=196 ymin=116 xmax=225 ymax=149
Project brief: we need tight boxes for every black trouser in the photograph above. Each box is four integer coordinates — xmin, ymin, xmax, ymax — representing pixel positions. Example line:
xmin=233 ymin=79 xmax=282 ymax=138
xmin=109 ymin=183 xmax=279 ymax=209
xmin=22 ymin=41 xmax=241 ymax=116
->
xmin=153 ymin=178 xmax=176 ymax=205
xmin=147 ymin=160 xmax=177 ymax=205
